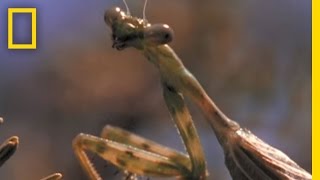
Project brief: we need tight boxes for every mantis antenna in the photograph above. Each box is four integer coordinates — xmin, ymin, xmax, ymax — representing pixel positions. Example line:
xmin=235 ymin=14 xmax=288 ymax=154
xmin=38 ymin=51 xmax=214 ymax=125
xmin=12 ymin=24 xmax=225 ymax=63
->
xmin=143 ymin=0 xmax=148 ymax=23
xmin=122 ymin=0 xmax=130 ymax=15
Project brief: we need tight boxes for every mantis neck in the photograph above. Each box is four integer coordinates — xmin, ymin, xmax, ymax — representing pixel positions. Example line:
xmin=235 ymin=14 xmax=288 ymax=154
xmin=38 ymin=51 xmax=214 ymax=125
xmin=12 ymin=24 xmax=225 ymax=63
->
xmin=143 ymin=45 xmax=240 ymax=145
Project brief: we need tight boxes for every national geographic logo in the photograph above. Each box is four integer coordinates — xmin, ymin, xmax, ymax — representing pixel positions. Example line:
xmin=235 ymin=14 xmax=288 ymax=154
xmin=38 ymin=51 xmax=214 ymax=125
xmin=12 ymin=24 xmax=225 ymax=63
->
xmin=7 ymin=8 xmax=37 ymax=50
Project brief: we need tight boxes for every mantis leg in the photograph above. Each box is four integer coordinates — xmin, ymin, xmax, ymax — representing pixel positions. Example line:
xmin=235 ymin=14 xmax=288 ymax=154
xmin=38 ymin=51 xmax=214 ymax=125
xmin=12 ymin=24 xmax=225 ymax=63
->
xmin=40 ymin=173 xmax=63 ymax=180
xmin=0 ymin=136 xmax=18 ymax=167
xmin=0 ymin=118 xmax=18 ymax=167
xmin=100 ymin=125 xmax=191 ymax=169
xmin=73 ymin=131 xmax=192 ymax=180
xmin=162 ymin=83 xmax=207 ymax=179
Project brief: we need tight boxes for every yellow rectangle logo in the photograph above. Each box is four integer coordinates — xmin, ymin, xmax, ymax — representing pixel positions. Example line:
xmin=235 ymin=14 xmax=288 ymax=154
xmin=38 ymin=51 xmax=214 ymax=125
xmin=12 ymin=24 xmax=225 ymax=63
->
xmin=8 ymin=8 xmax=37 ymax=49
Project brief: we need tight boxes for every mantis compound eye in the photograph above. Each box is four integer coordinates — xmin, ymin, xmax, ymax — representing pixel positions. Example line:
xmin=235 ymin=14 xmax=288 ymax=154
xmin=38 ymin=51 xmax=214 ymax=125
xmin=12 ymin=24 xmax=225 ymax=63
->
xmin=104 ymin=7 xmax=125 ymax=26
xmin=144 ymin=24 xmax=174 ymax=46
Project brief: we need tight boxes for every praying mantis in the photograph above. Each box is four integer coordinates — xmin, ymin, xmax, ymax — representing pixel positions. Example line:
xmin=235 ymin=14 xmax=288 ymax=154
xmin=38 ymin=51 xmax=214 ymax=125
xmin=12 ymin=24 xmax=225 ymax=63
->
xmin=72 ymin=4 xmax=312 ymax=180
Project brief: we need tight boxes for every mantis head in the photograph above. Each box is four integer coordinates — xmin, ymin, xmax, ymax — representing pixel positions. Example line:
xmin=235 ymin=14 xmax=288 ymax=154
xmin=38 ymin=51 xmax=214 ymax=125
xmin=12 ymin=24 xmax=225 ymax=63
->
xmin=104 ymin=7 xmax=174 ymax=50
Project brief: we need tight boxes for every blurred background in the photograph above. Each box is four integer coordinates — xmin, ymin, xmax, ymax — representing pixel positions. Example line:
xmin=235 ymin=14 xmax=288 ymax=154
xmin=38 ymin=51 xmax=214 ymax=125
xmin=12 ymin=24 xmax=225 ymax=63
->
xmin=0 ymin=0 xmax=311 ymax=179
